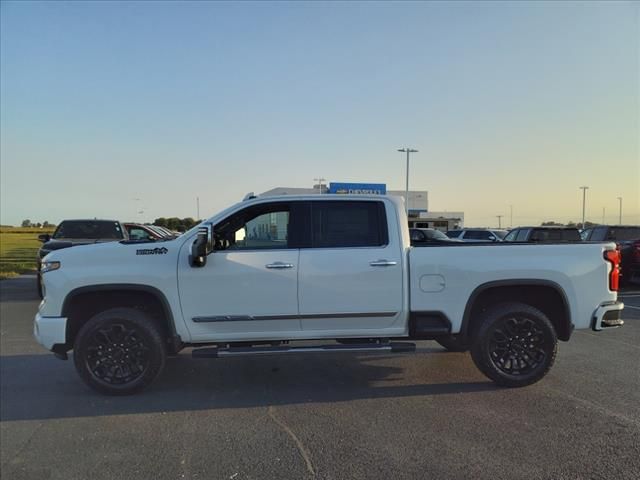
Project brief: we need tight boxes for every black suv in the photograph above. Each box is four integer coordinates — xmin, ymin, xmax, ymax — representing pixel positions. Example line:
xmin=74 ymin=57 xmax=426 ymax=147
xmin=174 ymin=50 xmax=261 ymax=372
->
xmin=581 ymin=225 xmax=640 ymax=285
xmin=37 ymin=220 xmax=127 ymax=297
xmin=503 ymin=226 xmax=581 ymax=243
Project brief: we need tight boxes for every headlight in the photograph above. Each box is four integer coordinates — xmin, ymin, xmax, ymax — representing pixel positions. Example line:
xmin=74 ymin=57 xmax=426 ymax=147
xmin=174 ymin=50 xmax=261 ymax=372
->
xmin=41 ymin=261 xmax=61 ymax=273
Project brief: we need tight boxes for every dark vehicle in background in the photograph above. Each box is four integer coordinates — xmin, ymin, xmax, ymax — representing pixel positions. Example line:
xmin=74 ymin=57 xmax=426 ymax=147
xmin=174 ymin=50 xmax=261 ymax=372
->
xmin=148 ymin=225 xmax=180 ymax=238
xmin=37 ymin=220 xmax=126 ymax=297
xmin=410 ymin=228 xmax=462 ymax=245
xmin=124 ymin=223 xmax=165 ymax=241
xmin=503 ymin=226 xmax=582 ymax=243
xmin=581 ymin=225 xmax=640 ymax=285
xmin=445 ymin=228 xmax=508 ymax=242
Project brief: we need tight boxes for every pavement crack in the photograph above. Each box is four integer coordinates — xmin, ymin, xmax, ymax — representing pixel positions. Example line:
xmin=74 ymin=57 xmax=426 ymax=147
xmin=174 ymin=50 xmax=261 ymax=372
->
xmin=268 ymin=405 xmax=315 ymax=477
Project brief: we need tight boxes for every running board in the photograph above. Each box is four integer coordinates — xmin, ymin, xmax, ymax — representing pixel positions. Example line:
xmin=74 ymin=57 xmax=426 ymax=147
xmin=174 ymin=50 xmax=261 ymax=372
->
xmin=192 ymin=342 xmax=416 ymax=359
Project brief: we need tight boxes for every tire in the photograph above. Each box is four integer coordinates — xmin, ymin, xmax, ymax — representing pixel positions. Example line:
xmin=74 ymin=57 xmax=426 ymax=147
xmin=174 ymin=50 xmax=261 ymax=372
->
xmin=436 ymin=335 xmax=471 ymax=352
xmin=73 ymin=308 xmax=166 ymax=395
xmin=470 ymin=302 xmax=557 ymax=388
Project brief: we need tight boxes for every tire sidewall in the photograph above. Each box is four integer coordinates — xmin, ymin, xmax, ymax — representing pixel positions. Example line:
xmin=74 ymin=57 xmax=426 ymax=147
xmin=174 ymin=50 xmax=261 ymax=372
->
xmin=73 ymin=308 xmax=166 ymax=395
xmin=471 ymin=302 xmax=557 ymax=387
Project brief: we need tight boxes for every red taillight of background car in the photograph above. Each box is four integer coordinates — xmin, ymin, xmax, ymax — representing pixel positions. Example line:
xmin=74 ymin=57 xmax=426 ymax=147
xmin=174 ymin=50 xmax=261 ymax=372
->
xmin=604 ymin=248 xmax=621 ymax=291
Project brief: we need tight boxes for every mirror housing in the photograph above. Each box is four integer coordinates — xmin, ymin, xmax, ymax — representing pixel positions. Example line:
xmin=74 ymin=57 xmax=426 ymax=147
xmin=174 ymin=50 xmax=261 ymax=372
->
xmin=190 ymin=224 xmax=214 ymax=267
xmin=38 ymin=234 xmax=51 ymax=243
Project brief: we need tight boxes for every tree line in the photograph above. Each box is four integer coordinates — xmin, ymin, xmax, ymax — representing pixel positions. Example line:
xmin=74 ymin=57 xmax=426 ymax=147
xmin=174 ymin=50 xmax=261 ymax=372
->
xmin=152 ymin=217 xmax=200 ymax=232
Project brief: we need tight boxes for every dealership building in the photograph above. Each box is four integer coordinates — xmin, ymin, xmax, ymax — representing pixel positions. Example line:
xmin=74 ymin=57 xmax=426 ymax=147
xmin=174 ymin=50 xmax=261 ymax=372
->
xmin=261 ymin=183 xmax=464 ymax=231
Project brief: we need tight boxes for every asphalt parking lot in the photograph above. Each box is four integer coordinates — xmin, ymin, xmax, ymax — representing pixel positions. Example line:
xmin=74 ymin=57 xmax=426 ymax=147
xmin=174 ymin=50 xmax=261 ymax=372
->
xmin=1 ymin=275 xmax=639 ymax=480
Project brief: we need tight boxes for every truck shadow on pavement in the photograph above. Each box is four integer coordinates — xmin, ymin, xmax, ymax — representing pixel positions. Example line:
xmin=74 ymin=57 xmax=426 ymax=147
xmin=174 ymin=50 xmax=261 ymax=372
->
xmin=0 ymin=351 xmax=496 ymax=422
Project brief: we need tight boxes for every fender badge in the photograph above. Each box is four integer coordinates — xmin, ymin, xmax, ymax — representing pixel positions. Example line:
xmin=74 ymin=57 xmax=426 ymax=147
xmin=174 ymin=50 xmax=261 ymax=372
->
xmin=136 ymin=247 xmax=168 ymax=255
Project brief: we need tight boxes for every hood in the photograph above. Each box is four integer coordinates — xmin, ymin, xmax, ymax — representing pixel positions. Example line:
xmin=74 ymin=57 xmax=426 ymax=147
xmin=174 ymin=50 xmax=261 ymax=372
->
xmin=39 ymin=238 xmax=121 ymax=257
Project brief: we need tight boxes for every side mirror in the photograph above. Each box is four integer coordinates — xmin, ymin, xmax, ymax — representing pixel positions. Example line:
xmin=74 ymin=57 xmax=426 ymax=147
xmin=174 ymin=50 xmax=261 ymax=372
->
xmin=190 ymin=224 xmax=214 ymax=267
xmin=38 ymin=234 xmax=50 ymax=243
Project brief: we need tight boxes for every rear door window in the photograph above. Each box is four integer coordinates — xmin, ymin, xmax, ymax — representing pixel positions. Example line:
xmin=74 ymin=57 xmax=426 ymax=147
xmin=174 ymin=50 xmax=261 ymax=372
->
xmin=311 ymin=201 xmax=388 ymax=248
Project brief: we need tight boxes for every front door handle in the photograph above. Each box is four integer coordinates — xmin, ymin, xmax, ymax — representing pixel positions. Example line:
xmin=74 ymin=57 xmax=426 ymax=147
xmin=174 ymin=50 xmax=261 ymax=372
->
xmin=266 ymin=262 xmax=294 ymax=269
xmin=369 ymin=260 xmax=398 ymax=267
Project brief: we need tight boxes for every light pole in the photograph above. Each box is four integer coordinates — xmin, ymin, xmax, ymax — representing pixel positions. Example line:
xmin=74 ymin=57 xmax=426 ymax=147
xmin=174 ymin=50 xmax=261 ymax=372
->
xmin=496 ymin=215 xmax=503 ymax=228
xmin=617 ymin=197 xmax=622 ymax=224
xmin=313 ymin=177 xmax=326 ymax=194
xmin=579 ymin=186 xmax=589 ymax=228
xmin=398 ymin=148 xmax=418 ymax=215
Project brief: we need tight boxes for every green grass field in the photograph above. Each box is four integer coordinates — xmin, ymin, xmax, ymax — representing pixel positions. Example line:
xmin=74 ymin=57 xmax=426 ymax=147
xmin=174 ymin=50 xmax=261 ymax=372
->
xmin=0 ymin=228 xmax=54 ymax=279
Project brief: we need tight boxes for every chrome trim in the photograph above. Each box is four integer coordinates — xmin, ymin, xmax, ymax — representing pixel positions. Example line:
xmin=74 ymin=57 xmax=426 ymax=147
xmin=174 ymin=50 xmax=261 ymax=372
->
xmin=265 ymin=262 xmax=294 ymax=269
xmin=369 ymin=259 xmax=398 ymax=267
xmin=192 ymin=311 xmax=398 ymax=323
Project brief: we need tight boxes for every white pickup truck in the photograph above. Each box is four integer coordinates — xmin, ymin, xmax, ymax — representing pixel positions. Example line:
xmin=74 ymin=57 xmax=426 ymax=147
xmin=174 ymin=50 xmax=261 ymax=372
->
xmin=35 ymin=194 xmax=624 ymax=395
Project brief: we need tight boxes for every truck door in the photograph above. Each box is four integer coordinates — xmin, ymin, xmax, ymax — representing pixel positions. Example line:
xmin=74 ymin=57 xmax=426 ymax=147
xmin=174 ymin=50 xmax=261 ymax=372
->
xmin=178 ymin=201 xmax=304 ymax=342
xmin=298 ymin=200 xmax=404 ymax=332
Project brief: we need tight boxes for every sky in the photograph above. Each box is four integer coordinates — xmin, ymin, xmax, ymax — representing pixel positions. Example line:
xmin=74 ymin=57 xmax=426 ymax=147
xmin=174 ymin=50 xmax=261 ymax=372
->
xmin=1 ymin=0 xmax=638 ymax=227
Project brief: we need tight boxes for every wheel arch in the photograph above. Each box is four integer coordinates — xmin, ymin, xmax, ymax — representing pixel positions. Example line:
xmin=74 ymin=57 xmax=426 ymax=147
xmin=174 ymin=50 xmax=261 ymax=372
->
xmin=60 ymin=284 xmax=182 ymax=353
xmin=460 ymin=279 xmax=573 ymax=341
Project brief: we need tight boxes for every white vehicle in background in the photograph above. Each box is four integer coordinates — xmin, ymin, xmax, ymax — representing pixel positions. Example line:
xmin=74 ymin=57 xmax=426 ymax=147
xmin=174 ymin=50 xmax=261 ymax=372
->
xmin=34 ymin=194 xmax=623 ymax=395
xmin=446 ymin=228 xmax=509 ymax=242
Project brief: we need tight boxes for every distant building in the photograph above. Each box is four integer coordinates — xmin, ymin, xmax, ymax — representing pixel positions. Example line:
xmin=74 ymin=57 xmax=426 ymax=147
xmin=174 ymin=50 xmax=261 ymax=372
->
xmin=261 ymin=184 xmax=464 ymax=231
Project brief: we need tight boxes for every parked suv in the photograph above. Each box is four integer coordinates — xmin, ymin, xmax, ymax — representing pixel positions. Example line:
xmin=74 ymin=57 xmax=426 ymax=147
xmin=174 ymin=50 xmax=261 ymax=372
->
xmin=445 ymin=228 xmax=508 ymax=242
xmin=581 ymin=226 xmax=640 ymax=285
xmin=503 ymin=226 xmax=581 ymax=243
xmin=37 ymin=220 xmax=127 ymax=297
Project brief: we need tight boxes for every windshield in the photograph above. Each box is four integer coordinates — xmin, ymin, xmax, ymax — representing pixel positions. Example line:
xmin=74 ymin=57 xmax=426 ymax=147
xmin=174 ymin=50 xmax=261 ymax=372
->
xmin=424 ymin=229 xmax=450 ymax=240
xmin=53 ymin=221 xmax=124 ymax=240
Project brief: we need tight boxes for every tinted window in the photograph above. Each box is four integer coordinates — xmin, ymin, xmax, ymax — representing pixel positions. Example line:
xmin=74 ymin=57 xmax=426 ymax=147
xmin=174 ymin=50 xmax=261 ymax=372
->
xmin=503 ymin=230 xmax=518 ymax=242
xmin=516 ymin=229 xmax=530 ymax=241
xmin=492 ymin=230 xmax=508 ymax=239
xmin=410 ymin=229 xmax=426 ymax=242
xmin=605 ymin=227 xmax=640 ymax=241
xmin=463 ymin=230 xmax=493 ymax=240
xmin=53 ymin=221 xmax=124 ymax=240
xmin=445 ymin=230 xmax=462 ymax=238
xmin=312 ymin=201 xmax=387 ymax=248
xmin=530 ymin=229 xmax=581 ymax=242
xmin=423 ymin=229 xmax=449 ymax=241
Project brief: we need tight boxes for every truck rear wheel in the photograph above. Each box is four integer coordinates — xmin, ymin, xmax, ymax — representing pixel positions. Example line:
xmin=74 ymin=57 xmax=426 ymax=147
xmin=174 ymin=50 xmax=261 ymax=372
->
xmin=470 ymin=302 xmax=557 ymax=387
xmin=436 ymin=335 xmax=471 ymax=352
xmin=73 ymin=308 xmax=166 ymax=395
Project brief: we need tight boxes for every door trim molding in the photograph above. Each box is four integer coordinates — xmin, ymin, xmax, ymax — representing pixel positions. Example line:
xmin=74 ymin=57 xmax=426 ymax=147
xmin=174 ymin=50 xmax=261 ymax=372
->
xmin=193 ymin=312 xmax=398 ymax=323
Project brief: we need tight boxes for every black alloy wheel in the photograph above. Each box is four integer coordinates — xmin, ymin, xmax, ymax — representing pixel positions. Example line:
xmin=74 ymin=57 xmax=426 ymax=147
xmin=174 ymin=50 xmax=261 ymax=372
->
xmin=74 ymin=308 xmax=166 ymax=395
xmin=84 ymin=322 xmax=150 ymax=385
xmin=470 ymin=302 xmax=557 ymax=387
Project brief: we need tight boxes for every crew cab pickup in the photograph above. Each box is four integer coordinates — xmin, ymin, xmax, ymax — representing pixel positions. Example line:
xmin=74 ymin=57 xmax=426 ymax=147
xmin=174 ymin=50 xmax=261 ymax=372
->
xmin=34 ymin=195 xmax=624 ymax=395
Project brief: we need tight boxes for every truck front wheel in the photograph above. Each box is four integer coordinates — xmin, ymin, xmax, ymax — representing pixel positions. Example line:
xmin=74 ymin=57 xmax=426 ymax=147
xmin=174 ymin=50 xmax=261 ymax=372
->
xmin=470 ymin=302 xmax=557 ymax=388
xmin=73 ymin=308 xmax=166 ymax=395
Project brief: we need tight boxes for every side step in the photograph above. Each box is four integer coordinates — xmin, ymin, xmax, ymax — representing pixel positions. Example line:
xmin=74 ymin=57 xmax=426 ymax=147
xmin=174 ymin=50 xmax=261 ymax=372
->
xmin=192 ymin=342 xmax=416 ymax=359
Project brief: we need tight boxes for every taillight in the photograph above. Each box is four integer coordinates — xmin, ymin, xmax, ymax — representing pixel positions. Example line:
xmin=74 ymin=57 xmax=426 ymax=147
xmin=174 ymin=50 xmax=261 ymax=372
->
xmin=604 ymin=249 xmax=621 ymax=291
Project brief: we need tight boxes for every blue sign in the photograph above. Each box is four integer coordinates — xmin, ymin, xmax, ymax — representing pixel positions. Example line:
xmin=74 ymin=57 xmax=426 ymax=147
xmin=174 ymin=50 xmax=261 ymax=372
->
xmin=328 ymin=182 xmax=387 ymax=195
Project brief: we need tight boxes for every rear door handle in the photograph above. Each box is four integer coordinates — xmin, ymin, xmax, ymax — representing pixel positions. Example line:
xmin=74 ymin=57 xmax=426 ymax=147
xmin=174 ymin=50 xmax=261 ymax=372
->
xmin=369 ymin=260 xmax=398 ymax=267
xmin=266 ymin=262 xmax=294 ymax=269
